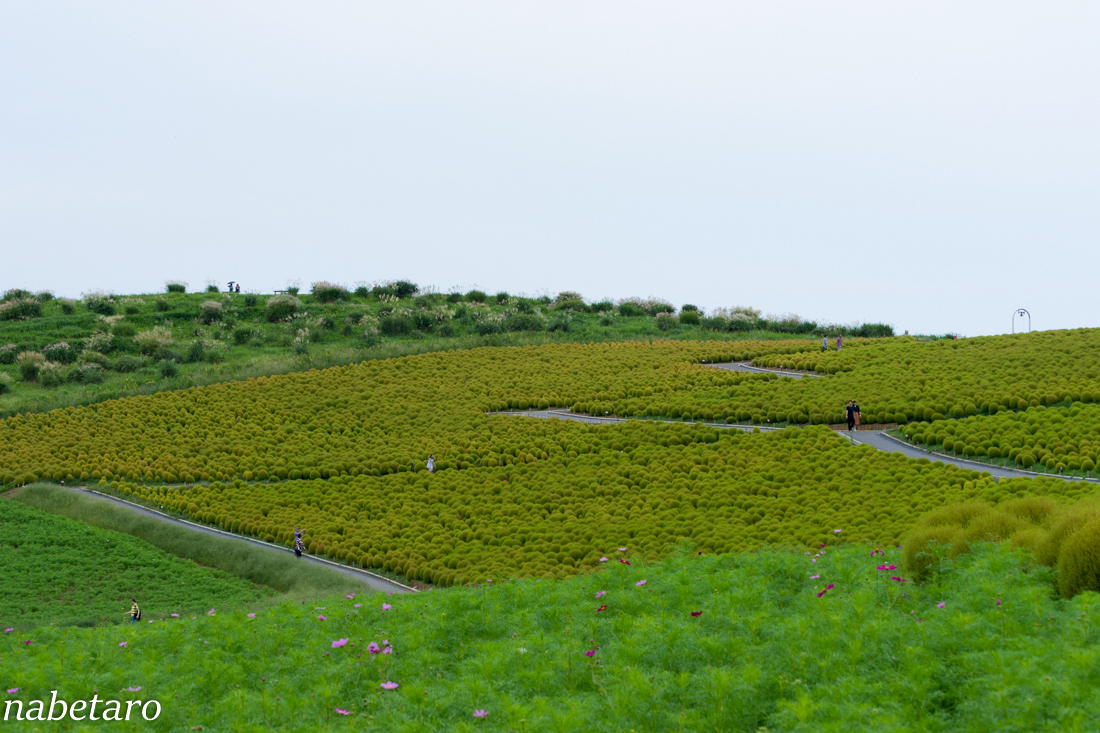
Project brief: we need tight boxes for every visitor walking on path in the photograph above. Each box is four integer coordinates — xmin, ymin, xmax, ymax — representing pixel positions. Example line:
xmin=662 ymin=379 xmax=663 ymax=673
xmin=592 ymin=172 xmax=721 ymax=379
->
xmin=294 ymin=527 xmax=305 ymax=558
xmin=853 ymin=401 xmax=861 ymax=428
xmin=836 ymin=334 xmax=843 ymax=352
xmin=846 ymin=401 xmax=857 ymax=431
xmin=124 ymin=598 xmax=140 ymax=624
xmin=427 ymin=454 xmax=435 ymax=474
xmin=822 ymin=336 xmax=827 ymax=352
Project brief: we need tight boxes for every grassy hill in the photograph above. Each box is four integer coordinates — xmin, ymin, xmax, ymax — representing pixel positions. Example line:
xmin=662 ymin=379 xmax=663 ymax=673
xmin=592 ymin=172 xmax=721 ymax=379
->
xmin=0 ymin=284 xmax=891 ymax=417
xmin=0 ymin=497 xmax=277 ymax=629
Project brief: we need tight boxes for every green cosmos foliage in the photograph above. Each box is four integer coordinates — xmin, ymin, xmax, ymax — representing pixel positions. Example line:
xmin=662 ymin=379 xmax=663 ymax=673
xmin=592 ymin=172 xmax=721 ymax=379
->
xmin=5 ymin=544 xmax=1100 ymax=731
xmin=115 ymin=426 xmax=1083 ymax=586
xmin=902 ymin=403 xmax=1100 ymax=477
xmin=0 ymin=499 xmax=275 ymax=629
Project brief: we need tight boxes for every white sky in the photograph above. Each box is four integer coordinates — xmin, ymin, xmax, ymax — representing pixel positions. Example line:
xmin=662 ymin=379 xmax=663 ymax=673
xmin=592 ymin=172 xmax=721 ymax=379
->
xmin=2 ymin=2 xmax=1097 ymax=336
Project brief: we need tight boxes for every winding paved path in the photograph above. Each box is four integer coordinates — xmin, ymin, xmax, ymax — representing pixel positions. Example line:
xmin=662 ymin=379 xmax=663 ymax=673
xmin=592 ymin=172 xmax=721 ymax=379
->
xmin=501 ymin=411 xmax=1100 ymax=484
xmin=707 ymin=362 xmax=819 ymax=379
xmin=57 ymin=487 xmax=416 ymax=594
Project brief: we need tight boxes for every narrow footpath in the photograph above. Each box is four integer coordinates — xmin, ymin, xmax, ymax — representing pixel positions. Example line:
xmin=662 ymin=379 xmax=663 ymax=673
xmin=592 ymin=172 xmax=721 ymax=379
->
xmin=503 ymin=410 xmax=1099 ymax=484
xmin=60 ymin=487 xmax=416 ymax=594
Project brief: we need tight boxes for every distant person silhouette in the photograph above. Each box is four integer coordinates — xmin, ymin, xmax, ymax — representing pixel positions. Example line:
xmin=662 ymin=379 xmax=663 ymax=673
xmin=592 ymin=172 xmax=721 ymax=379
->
xmin=294 ymin=527 xmax=305 ymax=558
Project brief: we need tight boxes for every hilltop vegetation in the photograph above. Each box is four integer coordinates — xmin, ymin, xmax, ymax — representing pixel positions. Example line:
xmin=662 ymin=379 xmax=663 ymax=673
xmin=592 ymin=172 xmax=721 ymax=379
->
xmin=0 ymin=284 xmax=891 ymax=418
xmin=5 ymin=543 xmax=1100 ymax=731
xmin=0 ymin=498 xmax=276 ymax=629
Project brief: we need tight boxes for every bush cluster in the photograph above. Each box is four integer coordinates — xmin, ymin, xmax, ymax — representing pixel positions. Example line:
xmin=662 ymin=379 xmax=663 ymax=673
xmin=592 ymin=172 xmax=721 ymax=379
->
xmin=901 ymin=404 xmax=1100 ymax=476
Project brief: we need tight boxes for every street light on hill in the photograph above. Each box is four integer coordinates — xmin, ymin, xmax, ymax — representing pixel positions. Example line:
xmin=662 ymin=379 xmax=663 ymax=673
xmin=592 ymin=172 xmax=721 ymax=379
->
xmin=1012 ymin=309 xmax=1031 ymax=334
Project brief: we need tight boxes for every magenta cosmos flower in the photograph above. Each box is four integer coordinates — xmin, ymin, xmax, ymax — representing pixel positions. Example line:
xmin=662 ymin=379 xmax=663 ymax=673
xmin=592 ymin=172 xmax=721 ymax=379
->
xmin=332 ymin=638 xmax=349 ymax=648
xmin=334 ymin=708 xmax=350 ymax=715
xmin=207 ymin=609 xmax=216 ymax=616
xmin=127 ymin=686 xmax=142 ymax=692
xmin=584 ymin=649 xmax=596 ymax=657
xmin=380 ymin=681 xmax=399 ymax=690
xmin=118 ymin=641 xmax=127 ymax=647
xmin=247 ymin=613 xmax=256 ymax=618
xmin=367 ymin=642 xmax=380 ymax=654
xmin=618 ymin=547 xmax=627 ymax=552
xmin=170 ymin=614 xmax=180 ymax=618
xmin=635 ymin=579 xmax=646 ymax=587
xmin=3 ymin=629 xmax=12 ymax=633
xmin=599 ymin=557 xmax=608 ymax=562
xmin=7 ymin=689 xmax=19 ymax=694
xmin=595 ymin=591 xmax=606 ymax=598
xmin=691 ymin=611 xmax=703 ymax=617
xmin=936 ymin=602 xmax=946 ymax=608
xmin=317 ymin=615 xmax=327 ymax=621
xmin=473 ymin=709 xmax=489 ymax=718
xmin=382 ymin=603 xmax=392 ymax=611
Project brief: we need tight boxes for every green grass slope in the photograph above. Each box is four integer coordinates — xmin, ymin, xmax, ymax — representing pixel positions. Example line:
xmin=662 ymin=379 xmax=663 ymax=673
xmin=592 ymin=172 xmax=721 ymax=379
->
xmin=0 ymin=497 xmax=276 ymax=629
xmin=3 ymin=543 xmax=1099 ymax=731
xmin=0 ymin=286 xmax=876 ymax=418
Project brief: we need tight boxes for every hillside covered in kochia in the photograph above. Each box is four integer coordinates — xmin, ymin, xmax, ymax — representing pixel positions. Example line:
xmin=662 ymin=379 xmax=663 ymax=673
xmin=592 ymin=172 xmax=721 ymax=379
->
xmin=2 ymin=330 xmax=1099 ymax=585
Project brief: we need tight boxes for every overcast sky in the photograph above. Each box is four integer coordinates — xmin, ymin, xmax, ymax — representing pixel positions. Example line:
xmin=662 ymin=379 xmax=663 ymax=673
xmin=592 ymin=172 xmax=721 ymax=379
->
xmin=2 ymin=2 xmax=1097 ymax=336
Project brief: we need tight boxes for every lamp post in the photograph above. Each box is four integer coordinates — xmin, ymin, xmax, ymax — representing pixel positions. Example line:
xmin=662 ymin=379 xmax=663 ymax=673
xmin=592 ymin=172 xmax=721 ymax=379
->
xmin=1012 ymin=309 xmax=1031 ymax=334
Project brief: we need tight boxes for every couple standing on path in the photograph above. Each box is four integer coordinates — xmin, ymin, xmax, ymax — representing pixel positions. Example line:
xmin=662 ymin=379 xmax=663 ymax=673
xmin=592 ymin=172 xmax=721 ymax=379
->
xmin=846 ymin=400 xmax=861 ymax=431
xmin=822 ymin=335 xmax=843 ymax=352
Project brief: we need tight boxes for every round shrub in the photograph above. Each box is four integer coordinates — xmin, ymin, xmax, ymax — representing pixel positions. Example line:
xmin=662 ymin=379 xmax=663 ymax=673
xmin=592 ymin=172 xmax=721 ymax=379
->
xmin=200 ymin=300 xmax=224 ymax=324
xmin=265 ymin=295 xmax=302 ymax=322
xmin=1057 ymin=517 xmax=1100 ymax=598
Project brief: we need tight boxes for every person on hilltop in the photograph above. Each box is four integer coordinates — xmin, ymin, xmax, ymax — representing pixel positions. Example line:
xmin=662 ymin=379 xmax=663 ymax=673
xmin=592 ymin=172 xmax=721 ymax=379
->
xmin=427 ymin=454 xmax=435 ymax=474
xmin=124 ymin=598 xmax=141 ymax=624
xmin=294 ymin=527 xmax=306 ymax=558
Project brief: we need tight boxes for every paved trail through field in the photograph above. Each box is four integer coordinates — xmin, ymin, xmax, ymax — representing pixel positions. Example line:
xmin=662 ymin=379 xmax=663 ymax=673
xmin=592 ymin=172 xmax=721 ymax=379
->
xmin=58 ymin=487 xmax=416 ymax=594
xmin=503 ymin=410 xmax=1099 ymax=485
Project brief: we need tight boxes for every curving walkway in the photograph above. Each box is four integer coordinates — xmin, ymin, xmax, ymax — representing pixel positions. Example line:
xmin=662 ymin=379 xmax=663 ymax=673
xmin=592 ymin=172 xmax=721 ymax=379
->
xmin=59 ymin=487 xmax=417 ymax=594
xmin=500 ymin=410 xmax=1100 ymax=484
xmin=707 ymin=362 xmax=820 ymax=379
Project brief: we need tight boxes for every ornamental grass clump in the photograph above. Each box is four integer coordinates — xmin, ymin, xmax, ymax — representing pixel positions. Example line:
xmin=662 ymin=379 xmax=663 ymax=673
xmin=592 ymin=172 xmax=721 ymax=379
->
xmin=16 ymin=351 xmax=45 ymax=382
xmin=165 ymin=280 xmax=188 ymax=293
xmin=311 ymin=282 xmax=349 ymax=303
xmin=265 ymin=294 xmax=302 ymax=322
xmin=200 ymin=300 xmax=224 ymax=324
xmin=0 ymin=297 xmax=42 ymax=321
xmin=134 ymin=327 xmax=174 ymax=356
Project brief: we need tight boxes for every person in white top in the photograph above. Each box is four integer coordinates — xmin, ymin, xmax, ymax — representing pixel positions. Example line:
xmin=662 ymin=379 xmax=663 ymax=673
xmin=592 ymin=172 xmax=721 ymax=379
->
xmin=427 ymin=454 xmax=435 ymax=474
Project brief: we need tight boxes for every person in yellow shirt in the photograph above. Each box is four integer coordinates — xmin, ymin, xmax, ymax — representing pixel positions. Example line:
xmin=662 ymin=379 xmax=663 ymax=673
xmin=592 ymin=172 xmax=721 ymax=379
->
xmin=124 ymin=599 xmax=140 ymax=624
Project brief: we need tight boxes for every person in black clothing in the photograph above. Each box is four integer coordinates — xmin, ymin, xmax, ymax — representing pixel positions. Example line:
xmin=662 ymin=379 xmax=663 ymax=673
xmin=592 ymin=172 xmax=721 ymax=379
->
xmin=293 ymin=527 xmax=305 ymax=558
xmin=846 ymin=401 xmax=856 ymax=431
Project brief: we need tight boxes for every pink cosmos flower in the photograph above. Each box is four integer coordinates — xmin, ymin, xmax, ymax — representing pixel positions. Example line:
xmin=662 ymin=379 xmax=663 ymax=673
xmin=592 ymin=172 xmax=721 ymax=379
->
xmin=207 ymin=609 xmax=216 ymax=616
xmin=473 ymin=709 xmax=489 ymax=718
xmin=382 ymin=604 xmax=391 ymax=611
xmin=247 ymin=613 xmax=256 ymax=618
xmin=127 ymin=686 xmax=142 ymax=692
xmin=367 ymin=642 xmax=380 ymax=654
xmin=380 ymin=681 xmax=399 ymax=690
xmin=334 ymin=708 xmax=349 ymax=715
xmin=584 ymin=649 xmax=596 ymax=657
xmin=383 ymin=646 xmax=393 ymax=655
xmin=346 ymin=594 xmax=356 ymax=599
xmin=3 ymin=629 xmax=12 ymax=633
xmin=170 ymin=614 xmax=180 ymax=618
xmin=635 ymin=579 xmax=646 ymax=587
xmin=353 ymin=604 xmax=361 ymax=608
xmin=618 ymin=548 xmax=626 ymax=552
xmin=890 ymin=577 xmax=908 ymax=583
xmin=332 ymin=639 xmax=349 ymax=648
xmin=834 ymin=529 xmax=842 ymax=533
xmin=810 ymin=574 xmax=820 ymax=580
xmin=318 ymin=615 xmax=327 ymax=621
xmin=996 ymin=599 xmax=1002 ymax=606
xmin=23 ymin=640 xmax=32 ymax=645
xmin=599 ymin=557 xmax=608 ymax=563
xmin=119 ymin=641 xmax=127 ymax=647
xmin=595 ymin=591 xmax=606 ymax=598
xmin=6 ymin=689 xmax=18 ymax=694
xmin=936 ymin=602 xmax=946 ymax=608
